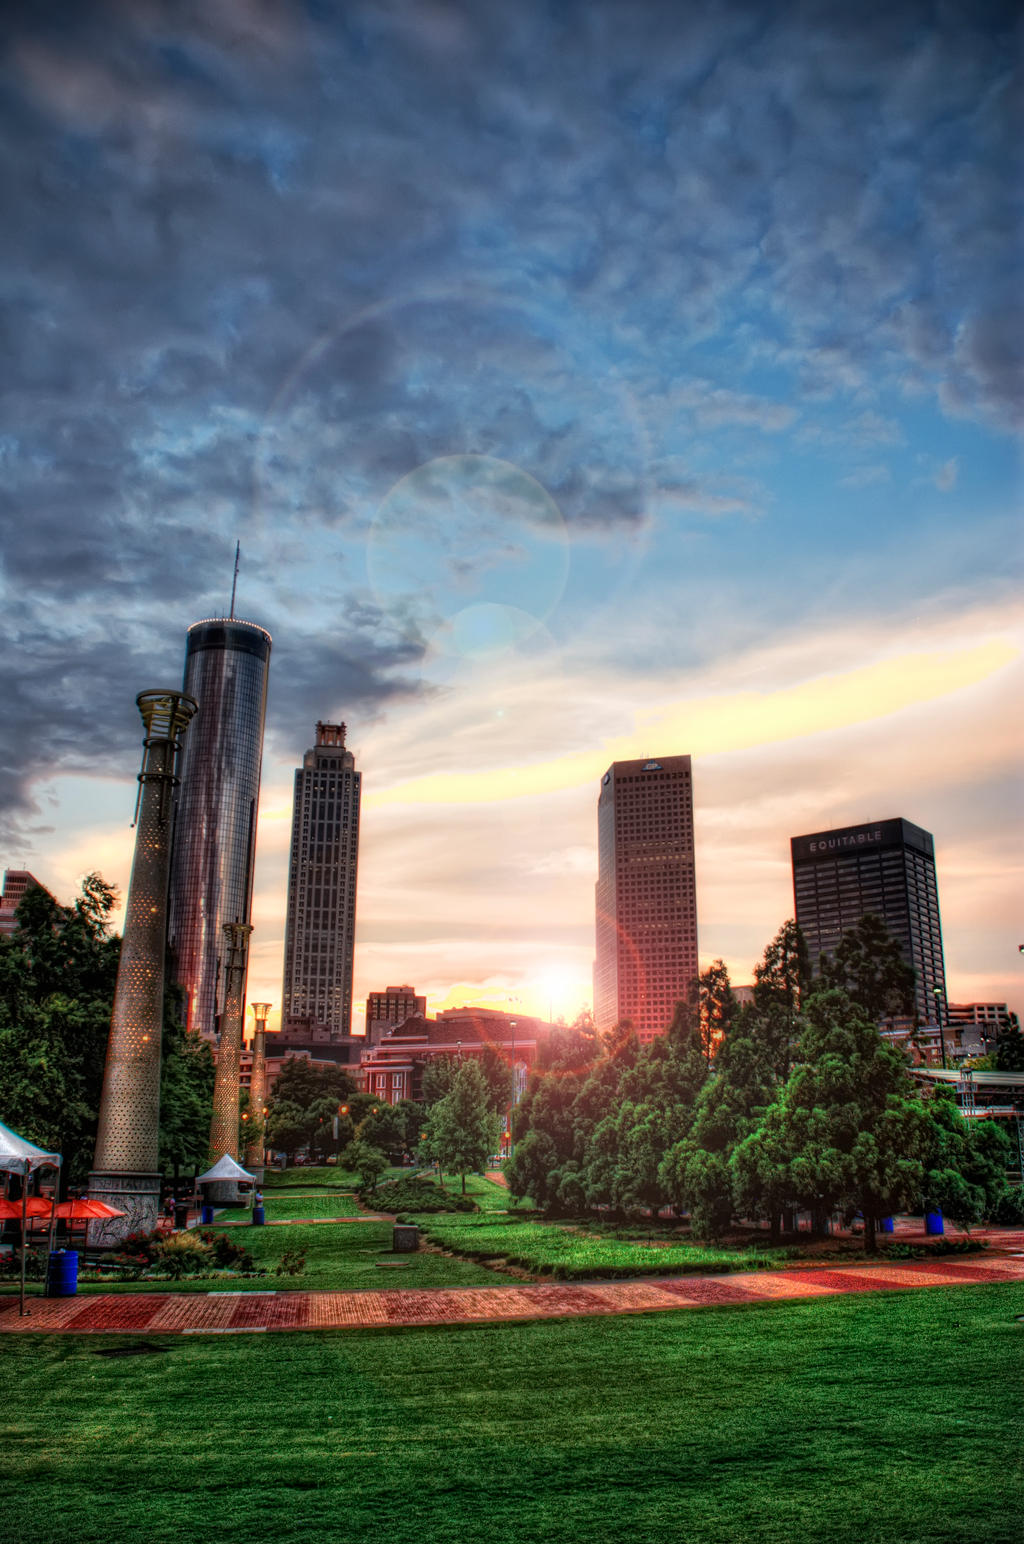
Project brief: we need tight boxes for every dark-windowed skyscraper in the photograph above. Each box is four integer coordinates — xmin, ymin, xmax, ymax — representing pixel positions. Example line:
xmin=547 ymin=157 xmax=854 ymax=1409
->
xmin=594 ymin=755 xmax=699 ymax=1043
xmin=168 ymin=617 xmax=272 ymax=1038
xmin=791 ymin=817 xmax=947 ymax=1023
xmin=281 ymin=722 xmax=361 ymax=1037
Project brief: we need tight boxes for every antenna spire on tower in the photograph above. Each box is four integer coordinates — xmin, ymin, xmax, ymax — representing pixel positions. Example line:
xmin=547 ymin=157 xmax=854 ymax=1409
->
xmin=229 ymin=541 xmax=240 ymax=619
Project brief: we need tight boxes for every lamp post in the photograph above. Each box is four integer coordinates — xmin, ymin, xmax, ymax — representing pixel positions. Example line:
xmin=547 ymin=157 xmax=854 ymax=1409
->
xmin=245 ymin=1002 xmax=271 ymax=1182
xmin=932 ymin=987 xmax=947 ymax=1070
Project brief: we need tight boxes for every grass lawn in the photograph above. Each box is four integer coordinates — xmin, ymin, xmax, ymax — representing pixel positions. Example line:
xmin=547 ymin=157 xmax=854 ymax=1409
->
xmin=215 ymin=1193 xmax=364 ymax=1222
xmin=223 ymin=1219 xmax=505 ymax=1291
xmin=2 ymin=1282 xmax=1021 ymax=1544
xmin=262 ymin=1164 xmax=361 ymax=1189
xmin=2 ymin=1215 xmax=508 ymax=1297
xmin=432 ymin=1172 xmax=520 ymax=1211
xmin=408 ymin=1211 xmax=801 ymax=1278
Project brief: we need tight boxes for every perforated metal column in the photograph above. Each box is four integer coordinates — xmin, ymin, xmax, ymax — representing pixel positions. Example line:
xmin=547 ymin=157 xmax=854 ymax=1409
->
xmin=91 ymin=690 xmax=197 ymax=1245
xmin=208 ymin=922 xmax=252 ymax=1166
xmin=244 ymin=1008 xmax=268 ymax=1178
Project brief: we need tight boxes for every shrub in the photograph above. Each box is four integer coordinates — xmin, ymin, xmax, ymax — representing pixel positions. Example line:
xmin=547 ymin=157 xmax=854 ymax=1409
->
xmin=110 ymin=1229 xmax=165 ymax=1266
xmin=372 ymin=1177 xmax=478 ymax=1214
xmin=0 ymin=1248 xmax=46 ymax=1280
xmin=989 ymin=1187 xmax=1024 ymax=1225
xmin=881 ymin=1237 xmax=986 ymax=1260
xmin=276 ymin=1247 xmax=306 ymax=1277
xmin=151 ymin=1233 xmax=214 ymax=1279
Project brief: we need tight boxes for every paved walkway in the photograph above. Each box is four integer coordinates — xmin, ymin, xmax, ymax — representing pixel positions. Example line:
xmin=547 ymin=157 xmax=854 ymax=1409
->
xmin=2 ymin=1252 xmax=1021 ymax=1335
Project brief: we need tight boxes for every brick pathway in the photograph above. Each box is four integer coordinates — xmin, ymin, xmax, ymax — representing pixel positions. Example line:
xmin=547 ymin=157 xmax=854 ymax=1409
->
xmin=1 ymin=1252 xmax=1020 ymax=1336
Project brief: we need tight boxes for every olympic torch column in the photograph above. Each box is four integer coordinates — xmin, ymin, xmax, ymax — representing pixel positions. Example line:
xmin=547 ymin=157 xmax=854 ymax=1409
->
xmin=91 ymin=690 xmax=198 ymax=1246
xmin=206 ymin=922 xmax=253 ymax=1203
xmin=244 ymin=1001 xmax=271 ymax=1183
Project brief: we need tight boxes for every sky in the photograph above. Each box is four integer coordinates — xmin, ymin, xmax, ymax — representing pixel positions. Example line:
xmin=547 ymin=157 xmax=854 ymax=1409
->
xmin=1 ymin=0 xmax=1021 ymax=1029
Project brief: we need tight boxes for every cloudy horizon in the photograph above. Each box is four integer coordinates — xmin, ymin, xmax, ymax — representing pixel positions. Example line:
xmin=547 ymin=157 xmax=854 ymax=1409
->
xmin=2 ymin=0 xmax=1020 ymax=1025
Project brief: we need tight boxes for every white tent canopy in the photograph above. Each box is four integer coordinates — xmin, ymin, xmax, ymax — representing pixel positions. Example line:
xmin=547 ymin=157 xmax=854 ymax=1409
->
xmin=0 ymin=1119 xmax=62 ymax=1317
xmin=196 ymin=1154 xmax=254 ymax=1185
xmin=0 ymin=1118 xmax=62 ymax=1175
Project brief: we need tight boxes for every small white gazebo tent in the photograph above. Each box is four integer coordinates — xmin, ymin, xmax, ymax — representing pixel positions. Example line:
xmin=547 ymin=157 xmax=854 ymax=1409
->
xmin=196 ymin=1154 xmax=255 ymax=1185
xmin=0 ymin=1119 xmax=62 ymax=1316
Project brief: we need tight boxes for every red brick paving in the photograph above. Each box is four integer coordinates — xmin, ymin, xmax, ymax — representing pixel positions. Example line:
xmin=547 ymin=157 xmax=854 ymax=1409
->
xmin=1 ymin=1251 xmax=1020 ymax=1336
xmin=656 ymin=1277 xmax=764 ymax=1305
xmin=65 ymin=1295 xmax=170 ymax=1331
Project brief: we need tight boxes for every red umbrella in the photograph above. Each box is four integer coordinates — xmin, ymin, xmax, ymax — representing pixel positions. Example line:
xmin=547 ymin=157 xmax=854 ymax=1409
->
xmin=53 ymin=1198 xmax=127 ymax=1260
xmin=0 ymin=1196 xmax=54 ymax=1219
xmin=54 ymin=1199 xmax=126 ymax=1220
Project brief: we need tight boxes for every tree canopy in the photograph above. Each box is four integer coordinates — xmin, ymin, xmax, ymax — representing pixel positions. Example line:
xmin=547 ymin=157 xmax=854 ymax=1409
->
xmin=506 ymin=920 xmax=1016 ymax=1253
xmin=422 ymin=1059 xmax=501 ymax=1192
xmin=0 ymin=875 xmax=121 ymax=1185
xmin=818 ymin=913 xmax=915 ymax=1020
xmin=265 ymin=1056 xmax=357 ymax=1160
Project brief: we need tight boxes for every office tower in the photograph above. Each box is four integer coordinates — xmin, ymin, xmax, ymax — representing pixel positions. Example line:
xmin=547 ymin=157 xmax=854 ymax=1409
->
xmin=791 ymin=818 xmax=947 ymax=1023
xmin=594 ymin=755 xmax=699 ymax=1043
xmin=92 ymin=689 xmax=197 ymax=1245
xmin=0 ymin=870 xmax=51 ymax=936
xmin=281 ymin=722 xmax=361 ymax=1036
xmin=365 ymin=984 xmax=426 ymax=1041
xmin=167 ymin=617 xmax=272 ymax=1038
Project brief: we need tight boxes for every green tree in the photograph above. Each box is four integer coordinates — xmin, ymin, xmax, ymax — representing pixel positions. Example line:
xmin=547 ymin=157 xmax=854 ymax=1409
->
xmin=818 ymin=914 xmax=915 ymax=1021
xmin=345 ymin=1139 xmax=388 ymax=1192
xmin=506 ymin=1065 xmax=587 ymax=1207
xmin=264 ymin=1057 xmax=357 ymax=1160
xmin=421 ymin=1054 xmax=460 ymax=1108
xmin=696 ymin=960 xmax=736 ymax=1060
xmin=538 ymin=1011 xmax=600 ymax=1072
xmin=477 ymin=1046 xmax=514 ymax=1113
xmin=735 ymin=989 xmax=930 ymax=1251
xmin=159 ymin=995 xmax=215 ymax=1178
xmin=359 ymin=1103 xmax=407 ymax=1152
xmin=662 ymin=1016 xmax=785 ymax=1238
xmin=0 ymin=874 xmax=120 ymax=1185
xmin=995 ymin=1023 xmax=1024 ymax=1072
xmin=423 ymin=1060 xmax=501 ymax=1193
xmin=922 ymin=1087 xmax=1013 ymax=1228
xmin=753 ymin=920 xmax=811 ymax=1013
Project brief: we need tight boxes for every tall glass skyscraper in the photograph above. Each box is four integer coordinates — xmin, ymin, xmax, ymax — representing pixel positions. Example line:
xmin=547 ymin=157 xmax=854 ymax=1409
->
xmin=168 ymin=618 xmax=272 ymax=1038
xmin=281 ymin=722 xmax=361 ymax=1036
xmin=594 ymin=755 xmax=699 ymax=1043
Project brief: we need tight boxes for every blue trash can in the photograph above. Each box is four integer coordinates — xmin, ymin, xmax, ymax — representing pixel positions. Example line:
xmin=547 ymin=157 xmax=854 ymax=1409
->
xmin=252 ymin=1205 xmax=265 ymax=1226
xmin=880 ymin=1217 xmax=894 ymax=1234
xmin=46 ymin=1249 xmax=79 ymax=1297
xmin=201 ymin=1204 xmax=215 ymax=1226
xmin=925 ymin=1211 xmax=944 ymax=1236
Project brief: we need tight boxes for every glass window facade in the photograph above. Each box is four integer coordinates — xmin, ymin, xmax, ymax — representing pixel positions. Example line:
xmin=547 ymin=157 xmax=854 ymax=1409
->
xmin=791 ymin=817 xmax=947 ymax=1022
xmin=167 ymin=619 xmax=271 ymax=1038
xmin=594 ymin=756 xmax=699 ymax=1043
xmin=281 ymin=722 xmax=361 ymax=1036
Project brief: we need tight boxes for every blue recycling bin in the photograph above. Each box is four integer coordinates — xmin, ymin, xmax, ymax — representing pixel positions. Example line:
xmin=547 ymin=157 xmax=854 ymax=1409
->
xmin=252 ymin=1205 xmax=265 ymax=1226
xmin=46 ymin=1249 xmax=79 ymax=1297
xmin=201 ymin=1204 xmax=215 ymax=1226
xmin=925 ymin=1211 xmax=944 ymax=1236
xmin=879 ymin=1217 xmax=894 ymax=1234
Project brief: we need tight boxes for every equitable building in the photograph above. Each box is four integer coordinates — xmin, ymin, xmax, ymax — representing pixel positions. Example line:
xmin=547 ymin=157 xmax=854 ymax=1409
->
xmin=791 ymin=817 xmax=947 ymax=1023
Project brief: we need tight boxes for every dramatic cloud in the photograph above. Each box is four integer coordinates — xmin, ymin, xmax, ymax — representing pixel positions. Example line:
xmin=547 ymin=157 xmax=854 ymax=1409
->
xmin=1 ymin=0 xmax=1019 ymax=1014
